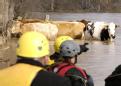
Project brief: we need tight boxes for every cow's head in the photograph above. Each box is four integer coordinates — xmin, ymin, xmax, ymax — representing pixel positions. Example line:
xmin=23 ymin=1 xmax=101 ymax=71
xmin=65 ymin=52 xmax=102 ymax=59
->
xmin=101 ymin=22 xmax=117 ymax=41
xmin=108 ymin=22 xmax=117 ymax=40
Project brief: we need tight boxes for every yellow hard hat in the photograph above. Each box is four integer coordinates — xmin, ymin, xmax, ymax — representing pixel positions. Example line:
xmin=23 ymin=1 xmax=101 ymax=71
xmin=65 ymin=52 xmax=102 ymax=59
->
xmin=16 ymin=31 xmax=49 ymax=58
xmin=54 ymin=36 xmax=73 ymax=53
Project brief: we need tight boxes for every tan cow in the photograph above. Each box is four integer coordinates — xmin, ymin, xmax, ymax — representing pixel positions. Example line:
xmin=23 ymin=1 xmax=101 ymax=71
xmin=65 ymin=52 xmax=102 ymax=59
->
xmin=9 ymin=20 xmax=58 ymax=41
xmin=52 ymin=21 xmax=85 ymax=39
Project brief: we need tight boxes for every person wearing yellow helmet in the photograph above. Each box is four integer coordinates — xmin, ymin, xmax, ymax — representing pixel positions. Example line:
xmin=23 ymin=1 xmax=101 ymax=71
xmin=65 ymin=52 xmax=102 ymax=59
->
xmin=0 ymin=31 xmax=71 ymax=86
xmin=16 ymin=31 xmax=54 ymax=66
xmin=50 ymin=36 xmax=73 ymax=62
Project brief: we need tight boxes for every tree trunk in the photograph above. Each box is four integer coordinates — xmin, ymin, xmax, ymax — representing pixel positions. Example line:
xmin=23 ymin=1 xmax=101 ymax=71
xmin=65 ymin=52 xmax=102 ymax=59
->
xmin=51 ymin=0 xmax=55 ymax=11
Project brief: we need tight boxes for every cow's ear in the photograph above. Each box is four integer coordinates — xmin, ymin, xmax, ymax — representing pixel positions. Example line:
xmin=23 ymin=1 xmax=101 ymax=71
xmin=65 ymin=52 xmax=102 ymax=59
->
xmin=105 ymin=25 xmax=109 ymax=29
xmin=115 ymin=25 xmax=120 ymax=28
xmin=91 ymin=23 xmax=94 ymax=27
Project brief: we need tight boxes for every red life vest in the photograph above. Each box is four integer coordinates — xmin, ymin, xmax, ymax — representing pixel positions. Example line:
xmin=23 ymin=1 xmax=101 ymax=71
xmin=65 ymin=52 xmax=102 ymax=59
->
xmin=53 ymin=63 xmax=87 ymax=79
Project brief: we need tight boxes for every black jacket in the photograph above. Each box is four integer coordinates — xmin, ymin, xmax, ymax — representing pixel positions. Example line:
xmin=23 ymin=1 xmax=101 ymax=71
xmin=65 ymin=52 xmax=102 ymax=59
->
xmin=17 ymin=58 xmax=71 ymax=86
xmin=105 ymin=64 xmax=121 ymax=86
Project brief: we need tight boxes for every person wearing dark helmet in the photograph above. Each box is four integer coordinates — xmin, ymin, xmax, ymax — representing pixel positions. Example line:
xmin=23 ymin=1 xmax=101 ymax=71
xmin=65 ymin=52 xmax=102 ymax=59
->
xmin=0 ymin=31 xmax=71 ymax=86
xmin=50 ymin=35 xmax=89 ymax=63
xmin=49 ymin=40 xmax=94 ymax=86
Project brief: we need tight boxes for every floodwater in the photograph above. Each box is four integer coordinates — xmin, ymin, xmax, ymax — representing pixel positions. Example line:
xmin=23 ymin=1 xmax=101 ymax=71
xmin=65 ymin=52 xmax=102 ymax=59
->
xmin=1 ymin=13 xmax=121 ymax=86
xmin=46 ymin=13 xmax=121 ymax=86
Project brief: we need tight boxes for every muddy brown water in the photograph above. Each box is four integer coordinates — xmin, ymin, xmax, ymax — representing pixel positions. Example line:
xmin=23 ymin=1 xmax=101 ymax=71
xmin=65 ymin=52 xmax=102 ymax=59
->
xmin=0 ymin=13 xmax=121 ymax=86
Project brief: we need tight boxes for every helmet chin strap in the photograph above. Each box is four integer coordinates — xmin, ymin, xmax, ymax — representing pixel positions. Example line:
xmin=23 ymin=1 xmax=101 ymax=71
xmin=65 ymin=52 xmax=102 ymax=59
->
xmin=74 ymin=56 xmax=77 ymax=64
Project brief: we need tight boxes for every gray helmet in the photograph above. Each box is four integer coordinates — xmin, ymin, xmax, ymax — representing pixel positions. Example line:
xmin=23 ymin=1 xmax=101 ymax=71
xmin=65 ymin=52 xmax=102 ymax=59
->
xmin=59 ymin=40 xmax=80 ymax=58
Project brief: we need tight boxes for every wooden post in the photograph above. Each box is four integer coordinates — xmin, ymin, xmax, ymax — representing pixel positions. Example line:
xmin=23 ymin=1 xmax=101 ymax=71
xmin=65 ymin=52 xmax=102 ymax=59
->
xmin=45 ymin=14 xmax=50 ymax=22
